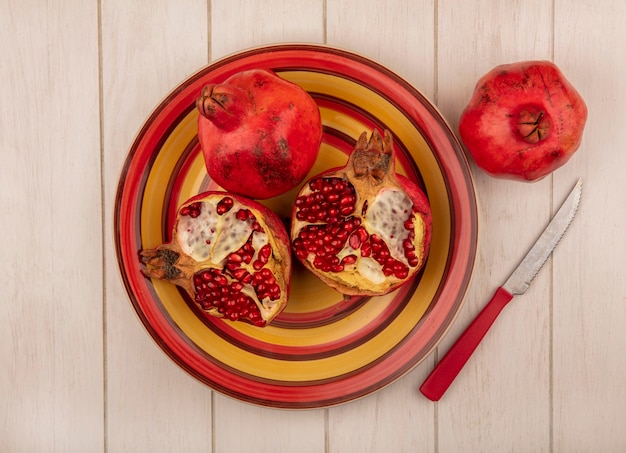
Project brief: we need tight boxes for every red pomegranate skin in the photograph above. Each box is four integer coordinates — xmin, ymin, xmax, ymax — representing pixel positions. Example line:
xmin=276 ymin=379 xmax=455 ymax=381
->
xmin=196 ymin=69 xmax=323 ymax=199
xmin=458 ymin=61 xmax=587 ymax=181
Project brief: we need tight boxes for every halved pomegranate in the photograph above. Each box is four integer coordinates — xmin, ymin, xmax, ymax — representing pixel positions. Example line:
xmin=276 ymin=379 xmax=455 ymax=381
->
xmin=140 ymin=192 xmax=291 ymax=326
xmin=291 ymin=129 xmax=432 ymax=296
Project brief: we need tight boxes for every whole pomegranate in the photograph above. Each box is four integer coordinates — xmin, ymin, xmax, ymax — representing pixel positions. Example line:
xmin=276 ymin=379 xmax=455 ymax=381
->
xmin=196 ymin=69 xmax=323 ymax=199
xmin=459 ymin=60 xmax=587 ymax=181
xmin=140 ymin=192 xmax=291 ymax=326
xmin=290 ymin=129 xmax=432 ymax=297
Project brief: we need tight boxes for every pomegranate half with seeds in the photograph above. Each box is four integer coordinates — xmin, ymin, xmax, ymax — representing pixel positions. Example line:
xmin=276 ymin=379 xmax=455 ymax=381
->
xmin=140 ymin=192 xmax=291 ymax=326
xmin=291 ymin=129 xmax=432 ymax=297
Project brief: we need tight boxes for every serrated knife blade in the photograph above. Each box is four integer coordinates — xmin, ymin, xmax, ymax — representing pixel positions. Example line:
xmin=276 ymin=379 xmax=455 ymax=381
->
xmin=420 ymin=178 xmax=582 ymax=401
xmin=503 ymin=178 xmax=582 ymax=295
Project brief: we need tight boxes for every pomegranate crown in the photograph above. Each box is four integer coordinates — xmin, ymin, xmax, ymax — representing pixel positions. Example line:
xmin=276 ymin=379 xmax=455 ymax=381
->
xmin=195 ymin=83 xmax=249 ymax=131
xmin=349 ymin=129 xmax=395 ymax=185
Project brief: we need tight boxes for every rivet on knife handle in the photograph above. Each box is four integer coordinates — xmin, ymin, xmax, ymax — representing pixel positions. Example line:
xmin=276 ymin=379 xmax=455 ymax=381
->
xmin=420 ymin=178 xmax=582 ymax=401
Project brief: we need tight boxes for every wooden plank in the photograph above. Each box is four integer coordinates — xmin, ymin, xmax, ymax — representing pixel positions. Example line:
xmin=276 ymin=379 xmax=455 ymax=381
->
xmin=213 ymin=398 xmax=326 ymax=453
xmin=209 ymin=1 xmax=327 ymax=452
xmin=552 ymin=2 xmax=626 ymax=450
xmin=325 ymin=1 xmax=437 ymax=452
xmin=210 ymin=0 xmax=325 ymax=60
xmin=326 ymin=0 xmax=436 ymax=99
xmin=0 ymin=1 xmax=103 ymax=451
xmin=435 ymin=1 xmax=554 ymax=451
xmin=100 ymin=1 xmax=214 ymax=451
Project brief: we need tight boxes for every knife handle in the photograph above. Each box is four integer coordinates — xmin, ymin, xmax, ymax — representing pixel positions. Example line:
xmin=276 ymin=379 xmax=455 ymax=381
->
xmin=420 ymin=286 xmax=514 ymax=401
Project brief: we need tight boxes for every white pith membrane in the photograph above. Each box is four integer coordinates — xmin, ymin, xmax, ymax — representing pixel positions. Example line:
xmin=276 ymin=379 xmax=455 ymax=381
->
xmin=175 ymin=197 xmax=279 ymax=319
xmin=293 ymin=185 xmax=421 ymax=291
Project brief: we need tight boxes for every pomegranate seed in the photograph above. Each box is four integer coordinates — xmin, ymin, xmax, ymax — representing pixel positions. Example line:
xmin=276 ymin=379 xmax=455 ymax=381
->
xmin=181 ymin=202 xmax=202 ymax=218
xmin=216 ymin=197 xmax=234 ymax=215
xmin=376 ymin=249 xmax=390 ymax=260
xmin=236 ymin=209 xmax=250 ymax=221
xmin=231 ymin=282 xmax=243 ymax=292
xmin=260 ymin=268 xmax=273 ymax=279
xmin=394 ymin=264 xmax=409 ymax=279
xmin=259 ymin=244 xmax=272 ymax=260
xmin=241 ymin=253 xmax=253 ymax=264
xmin=295 ymin=248 xmax=308 ymax=260
xmin=227 ymin=311 xmax=239 ymax=321
xmin=226 ymin=262 xmax=240 ymax=271
xmin=356 ymin=227 xmax=369 ymax=243
xmin=341 ymin=254 xmax=357 ymax=265
xmin=269 ymin=286 xmax=281 ymax=300
xmin=231 ymin=268 xmax=251 ymax=282
xmin=339 ymin=206 xmax=354 ymax=216
xmin=349 ymin=232 xmax=361 ymax=249
xmin=333 ymin=229 xmax=347 ymax=243
xmin=228 ymin=253 xmax=243 ymax=263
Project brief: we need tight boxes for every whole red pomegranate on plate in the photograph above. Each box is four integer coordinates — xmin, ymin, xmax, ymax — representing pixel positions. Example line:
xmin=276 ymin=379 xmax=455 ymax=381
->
xmin=291 ymin=129 xmax=432 ymax=297
xmin=140 ymin=192 xmax=291 ymax=326
xmin=196 ymin=69 xmax=323 ymax=199
xmin=459 ymin=60 xmax=587 ymax=181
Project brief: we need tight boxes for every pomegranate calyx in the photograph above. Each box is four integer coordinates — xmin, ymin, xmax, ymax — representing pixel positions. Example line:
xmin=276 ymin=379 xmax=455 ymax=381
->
xmin=140 ymin=248 xmax=181 ymax=279
xmin=514 ymin=105 xmax=552 ymax=144
xmin=349 ymin=129 xmax=394 ymax=184
xmin=140 ymin=245 xmax=198 ymax=296
xmin=195 ymin=84 xmax=248 ymax=131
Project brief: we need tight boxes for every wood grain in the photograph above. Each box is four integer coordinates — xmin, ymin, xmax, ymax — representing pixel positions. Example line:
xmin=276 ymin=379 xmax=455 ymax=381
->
xmin=100 ymin=1 xmax=212 ymax=451
xmin=435 ymin=1 xmax=554 ymax=451
xmin=1 ymin=0 xmax=626 ymax=451
xmin=209 ymin=2 xmax=327 ymax=452
xmin=211 ymin=0 xmax=325 ymax=60
xmin=0 ymin=1 xmax=103 ymax=451
xmin=552 ymin=2 xmax=626 ymax=452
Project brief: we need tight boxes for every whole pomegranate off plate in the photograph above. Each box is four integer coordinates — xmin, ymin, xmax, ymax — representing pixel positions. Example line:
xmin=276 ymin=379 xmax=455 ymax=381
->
xmin=459 ymin=60 xmax=587 ymax=181
xmin=291 ymin=129 xmax=432 ymax=297
xmin=140 ymin=192 xmax=291 ymax=326
xmin=196 ymin=69 xmax=323 ymax=199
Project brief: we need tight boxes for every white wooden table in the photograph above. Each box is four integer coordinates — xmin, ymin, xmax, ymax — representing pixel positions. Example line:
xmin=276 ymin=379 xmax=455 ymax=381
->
xmin=2 ymin=1 xmax=625 ymax=451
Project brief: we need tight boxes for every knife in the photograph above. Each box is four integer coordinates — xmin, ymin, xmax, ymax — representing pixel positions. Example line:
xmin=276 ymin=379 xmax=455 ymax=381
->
xmin=420 ymin=178 xmax=582 ymax=401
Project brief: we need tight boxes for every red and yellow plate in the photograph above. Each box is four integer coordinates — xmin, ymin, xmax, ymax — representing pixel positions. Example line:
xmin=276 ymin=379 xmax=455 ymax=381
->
xmin=114 ymin=44 xmax=477 ymax=409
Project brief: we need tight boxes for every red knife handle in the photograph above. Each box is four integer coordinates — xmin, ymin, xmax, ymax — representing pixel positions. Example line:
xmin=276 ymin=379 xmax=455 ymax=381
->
xmin=420 ymin=286 xmax=514 ymax=401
